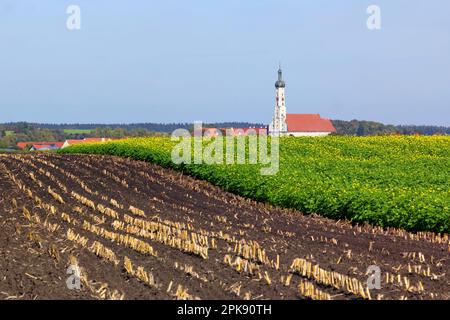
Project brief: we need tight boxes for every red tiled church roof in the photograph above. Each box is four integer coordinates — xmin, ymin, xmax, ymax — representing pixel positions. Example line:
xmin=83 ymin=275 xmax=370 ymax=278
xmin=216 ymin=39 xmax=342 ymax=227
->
xmin=286 ymin=114 xmax=336 ymax=133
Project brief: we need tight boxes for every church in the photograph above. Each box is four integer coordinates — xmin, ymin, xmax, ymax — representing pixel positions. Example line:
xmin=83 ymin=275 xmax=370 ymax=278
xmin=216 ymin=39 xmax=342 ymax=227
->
xmin=269 ymin=67 xmax=336 ymax=137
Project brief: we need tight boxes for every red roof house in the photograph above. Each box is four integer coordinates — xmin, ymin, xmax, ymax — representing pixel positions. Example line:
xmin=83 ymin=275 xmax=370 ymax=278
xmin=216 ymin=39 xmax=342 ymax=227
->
xmin=29 ymin=144 xmax=61 ymax=151
xmin=228 ymin=128 xmax=268 ymax=136
xmin=202 ymin=127 xmax=267 ymax=137
xmin=17 ymin=141 xmax=64 ymax=150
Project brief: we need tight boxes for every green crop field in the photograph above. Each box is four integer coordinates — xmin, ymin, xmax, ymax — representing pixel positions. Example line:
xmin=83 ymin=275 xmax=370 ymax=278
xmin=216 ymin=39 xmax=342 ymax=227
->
xmin=59 ymin=136 xmax=450 ymax=233
xmin=63 ymin=129 xmax=93 ymax=134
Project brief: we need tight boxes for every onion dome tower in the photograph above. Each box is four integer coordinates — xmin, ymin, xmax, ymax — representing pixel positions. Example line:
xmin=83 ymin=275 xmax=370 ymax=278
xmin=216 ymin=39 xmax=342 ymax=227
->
xmin=269 ymin=66 xmax=287 ymax=135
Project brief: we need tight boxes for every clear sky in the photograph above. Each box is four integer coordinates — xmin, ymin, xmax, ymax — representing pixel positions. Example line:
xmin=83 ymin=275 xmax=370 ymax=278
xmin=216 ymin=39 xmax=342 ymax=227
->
xmin=1 ymin=0 xmax=449 ymax=125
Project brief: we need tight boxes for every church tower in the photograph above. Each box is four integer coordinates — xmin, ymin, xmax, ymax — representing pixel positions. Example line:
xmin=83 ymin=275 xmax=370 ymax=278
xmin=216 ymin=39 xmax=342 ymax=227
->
xmin=269 ymin=66 xmax=287 ymax=136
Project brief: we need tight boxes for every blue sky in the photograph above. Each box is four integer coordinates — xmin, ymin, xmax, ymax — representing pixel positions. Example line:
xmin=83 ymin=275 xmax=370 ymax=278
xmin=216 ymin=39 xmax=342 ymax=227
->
xmin=0 ymin=0 xmax=449 ymax=125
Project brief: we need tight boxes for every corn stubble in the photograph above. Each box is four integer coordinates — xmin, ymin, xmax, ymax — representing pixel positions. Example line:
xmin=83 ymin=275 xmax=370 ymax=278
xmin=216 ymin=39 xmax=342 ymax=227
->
xmin=1 ymin=153 xmax=448 ymax=300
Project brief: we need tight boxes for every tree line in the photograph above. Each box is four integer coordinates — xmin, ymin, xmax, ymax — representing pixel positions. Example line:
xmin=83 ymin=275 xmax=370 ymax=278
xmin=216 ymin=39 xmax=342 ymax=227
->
xmin=0 ymin=122 xmax=265 ymax=149
xmin=1 ymin=121 xmax=448 ymax=149
xmin=23 ymin=122 xmax=266 ymax=133
xmin=332 ymin=120 xmax=450 ymax=136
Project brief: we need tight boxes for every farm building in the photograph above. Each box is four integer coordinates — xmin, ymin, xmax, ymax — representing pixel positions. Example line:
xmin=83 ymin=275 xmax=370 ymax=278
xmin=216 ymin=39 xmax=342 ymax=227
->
xmin=61 ymin=138 xmax=112 ymax=149
xmin=16 ymin=138 xmax=112 ymax=151
xmin=269 ymin=67 xmax=336 ymax=137
xmin=17 ymin=141 xmax=64 ymax=150
xmin=29 ymin=143 xmax=61 ymax=151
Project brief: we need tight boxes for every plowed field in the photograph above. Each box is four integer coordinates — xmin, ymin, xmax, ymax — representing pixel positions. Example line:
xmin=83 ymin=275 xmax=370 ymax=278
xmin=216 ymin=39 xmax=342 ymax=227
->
xmin=0 ymin=154 xmax=448 ymax=300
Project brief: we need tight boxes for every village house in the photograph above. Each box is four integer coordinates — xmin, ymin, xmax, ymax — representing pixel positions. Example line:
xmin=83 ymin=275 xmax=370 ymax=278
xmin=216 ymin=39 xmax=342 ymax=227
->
xmin=202 ymin=127 xmax=267 ymax=137
xmin=60 ymin=138 xmax=112 ymax=149
xmin=17 ymin=138 xmax=112 ymax=151
xmin=29 ymin=143 xmax=61 ymax=151
xmin=17 ymin=141 xmax=64 ymax=150
xmin=61 ymin=138 xmax=112 ymax=149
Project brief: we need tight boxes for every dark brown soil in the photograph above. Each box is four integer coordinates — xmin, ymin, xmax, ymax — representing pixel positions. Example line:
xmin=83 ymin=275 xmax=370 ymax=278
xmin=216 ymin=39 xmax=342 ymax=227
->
xmin=0 ymin=153 xmax=448 ymax=300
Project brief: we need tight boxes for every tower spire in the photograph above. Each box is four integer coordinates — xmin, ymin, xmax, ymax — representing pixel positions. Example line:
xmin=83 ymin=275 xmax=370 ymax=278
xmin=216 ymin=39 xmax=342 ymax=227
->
xmin=275 ymin=64 xmax=285 ymax=88
xmin=278 ymin=62 xmax=282 ymax=80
